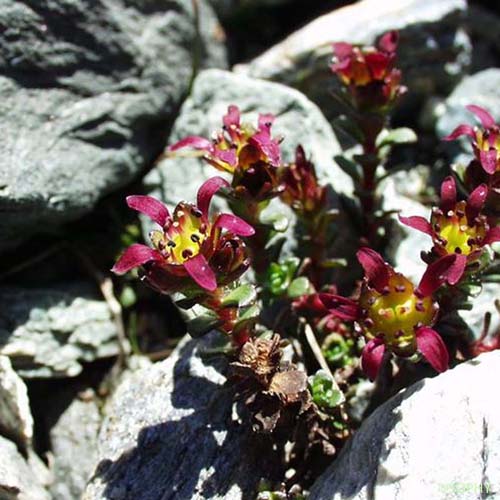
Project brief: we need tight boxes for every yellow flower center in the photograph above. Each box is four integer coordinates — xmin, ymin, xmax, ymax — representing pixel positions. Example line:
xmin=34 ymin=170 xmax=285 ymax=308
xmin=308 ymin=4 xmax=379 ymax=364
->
xmin=359 ymin=273 xmax=436 ymax=356
xmin=150 ymin=202 xmax=210 ymax=264
xmin=432 ymin=201 xmax=486 ymax=256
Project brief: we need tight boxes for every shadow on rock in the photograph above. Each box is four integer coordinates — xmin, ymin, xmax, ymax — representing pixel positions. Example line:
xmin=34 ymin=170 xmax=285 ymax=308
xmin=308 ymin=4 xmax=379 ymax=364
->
xmin=88 ymin=334 xmax=278 ymax=500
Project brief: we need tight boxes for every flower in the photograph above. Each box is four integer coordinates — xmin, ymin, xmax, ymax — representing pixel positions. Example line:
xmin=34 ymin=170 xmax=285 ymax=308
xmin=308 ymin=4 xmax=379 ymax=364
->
xmin=112 ymin=177 xmax=255 ymax=292
xmin=318 ymin=248 xmax=454 ymax=380
xmin=280 ymin=145 xmax=326 ymax=216
xmin=399 ymin=176 xmax=500 ymax=283
xmin=168 ymin=105 xmax=284 ymax=202
xmin=443 ymin=105 xmax=500 ymax=175
xmin=331 ymin=31 xmax=406 ymax=112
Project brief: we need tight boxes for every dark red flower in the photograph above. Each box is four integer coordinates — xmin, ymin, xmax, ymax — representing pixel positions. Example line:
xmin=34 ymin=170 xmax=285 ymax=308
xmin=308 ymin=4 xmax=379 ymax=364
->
xmin=169 ymin=105 xmax=281 ymax=172
xmin=280 ymin=145 xmax=326 ymax=216
xmin=331 ymin=31 xmax=406 ymax=112
xmin=443 ymin=105 xmax=500 ymax=176
xmin=319 ymin=248 xmax=452 ymax=380
xmin=399 ymin=176 xmax=499 ymax=284
xmin=112 ymin=177 xmax=254 ymax=292
xmin=168 ymin=106 xmax=283 ymax=202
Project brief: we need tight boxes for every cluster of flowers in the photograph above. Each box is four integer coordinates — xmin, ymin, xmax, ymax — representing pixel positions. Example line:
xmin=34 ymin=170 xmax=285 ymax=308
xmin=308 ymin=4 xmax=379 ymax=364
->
xmin=113 ymin=31 xmax=499 ymax=392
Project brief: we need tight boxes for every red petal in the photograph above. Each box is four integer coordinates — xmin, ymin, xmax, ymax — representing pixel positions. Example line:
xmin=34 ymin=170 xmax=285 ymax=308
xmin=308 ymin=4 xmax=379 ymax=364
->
xmin=356 ymin=247 xmax=390 ymax=293
xmin=214 ymin=214 xmax=255 ymax=237
xmin=479 ymin=149 xmax=497 ymax=175
xmin=467 ymin=104 xmax=496 ymax=129
xmin=250 ymin=132 xmax=281 ymax=166
xmin=483 ymin=226 xmax=500 ymax=245
xmin=416 ymin=326 xmax=449 ymax=373
xmin=258 ymin=113 xmax=276 ymax=131
xmin=223 ymin=105 xmax=241 ymax=129
xmin=126 ymin=195 xmax=170 ymax=227
xmin=168 ymin=136 xmax=213 ymax=152
xmin=442 ymin=124 xmax=476 ymax=141
xmin=184 ymin=253 xmax=217 ymax=291
xmin=378 ymin=30 xmax=399 ymax=53
xmin=196 ymin=177 xmax=229 ymax=215
xmin=466 ymin=184 xmax=488 ymax=223
xmin=365 ymin=52 xmax=389 ymax=80
xmin=398 ymin=215 xmax=433 ymax=236
xmin=332 ymin=42 xmax=353 ymax=59
xmin=416 ymin=254 xmax=467 ymax=297
xmin=361 ymin=338 xmax=386 ymax=381
xmin=214 ymin=148 xmax=238 ymax=167
xmin=318 ymin=293 xmax=359 ymax=321
xmin=111 ymin=244 xmax=162 ymax=275
xmin=440 ymin=176 xmax=457 ymax=212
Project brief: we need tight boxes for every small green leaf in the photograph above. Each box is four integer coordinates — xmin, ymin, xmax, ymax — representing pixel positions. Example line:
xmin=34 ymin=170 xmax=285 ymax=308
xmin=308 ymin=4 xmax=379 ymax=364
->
xmin=186 ymin=311 xmax=222 ymax=338
xmin=287 ymin=277 xmax=313 ymax=298
xmin=238 ymin=304 xmax=260 ymax=322
xmin=309 ymin=370 xmax=345 ymax=409
xmin=376 ymin=127 xmax=417 ymax=148
xmin=334 ymin=155 xmax=362 ymax=183
xmin=220 ymin=283 xmax=257 ymax=308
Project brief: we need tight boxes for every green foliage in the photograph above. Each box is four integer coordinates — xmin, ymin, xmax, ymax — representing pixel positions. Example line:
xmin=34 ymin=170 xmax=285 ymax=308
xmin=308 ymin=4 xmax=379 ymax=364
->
xmin=309 ymin=370 xmax=344 ymax=409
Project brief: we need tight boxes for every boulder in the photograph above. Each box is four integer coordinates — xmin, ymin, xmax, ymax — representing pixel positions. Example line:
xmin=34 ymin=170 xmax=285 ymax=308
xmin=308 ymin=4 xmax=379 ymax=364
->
xmin=436 ymin=68 xmax=500 ymax=151
xmin=0 ymin=434 xmax=50 ymax=500
xmin=235 ymin=0 xmax=469 ymax=116
xmin=0 ymin=0 xmax=226 ymax=251
xmin=84 ymin=333 xmax=274 ymax=500
xmin=49 ymin=387 xmax=101 ymax=500
xmin=0 ymin=283 xmax=122 ymax=378
xmin=310 ymin=351 xmax=500 ymax=500
xmin=0 ymin=355 xmax=33 ymax=450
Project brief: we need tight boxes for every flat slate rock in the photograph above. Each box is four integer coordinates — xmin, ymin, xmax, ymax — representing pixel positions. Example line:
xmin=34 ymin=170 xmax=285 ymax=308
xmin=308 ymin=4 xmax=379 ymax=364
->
xmin=310 ymin=351 xmax=500 ymax=500
xmin=0 ymin=283 xmax=121 ymax=378
xmin=84 ymin=333 xmax=276 ymax=500
xmin=0 ymin=0 xmax=226 ymax=251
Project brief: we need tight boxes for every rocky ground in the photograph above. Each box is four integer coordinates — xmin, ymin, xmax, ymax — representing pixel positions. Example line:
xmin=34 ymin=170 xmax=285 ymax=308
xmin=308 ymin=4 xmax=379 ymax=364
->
xmin=0 ymin=0 xmax=499 ymax=499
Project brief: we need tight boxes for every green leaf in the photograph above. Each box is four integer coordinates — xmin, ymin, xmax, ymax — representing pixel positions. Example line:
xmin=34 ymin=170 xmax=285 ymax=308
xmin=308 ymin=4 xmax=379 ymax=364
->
xmin=334 ymin=155 xmax=361 ymax=183
xmin=238 ymin=304 xmax=260 ymax=322
xmin=309 ymin=370 xmax=345 ymax=409
xmin=287 ymin=277 xmax=313 ymax=298
xmin=376 ymin=127 xmax=417 ymax=148
xmin=220 ymin=283 xmax=257 ymax=308
xmin=186 ymin=311 xmax=222 ymax=338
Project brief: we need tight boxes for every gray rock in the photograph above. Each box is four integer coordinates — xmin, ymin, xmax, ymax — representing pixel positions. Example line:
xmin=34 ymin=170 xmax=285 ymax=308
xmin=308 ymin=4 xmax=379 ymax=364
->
xmin=235 ymin=0 xmax=469 ymax=115
xmin=436 ymin=68 xmax=500 ymax=150
xmin=0 ymin=0 xmax=226 ymax=251
xmin=209 ymin=0 xmax=291 ymax=17
xmin=0 ymin=283 xmax=122 ymax=378
xmin=0 ymin=434 xmax=50 ymax=500
xmin=310 ymin=351 xmax=500 ymax=500
xmin=0 ymin=355 xmax=33 ymax=450
xmin=49 ymin=388 xmax=101 ymax=500
xmin=84 ymin=332 xmax=272 ymax=500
